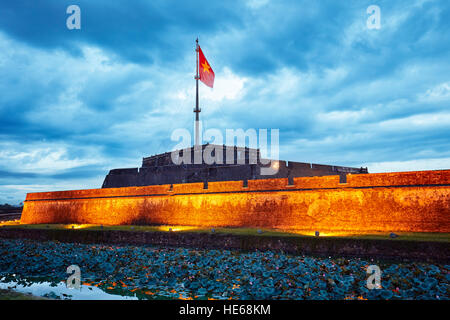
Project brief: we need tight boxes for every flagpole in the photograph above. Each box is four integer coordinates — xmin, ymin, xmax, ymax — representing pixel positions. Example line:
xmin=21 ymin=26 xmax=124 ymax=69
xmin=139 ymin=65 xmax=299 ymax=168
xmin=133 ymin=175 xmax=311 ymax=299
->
xmin=194 ymin=38 xmax=201 ymax=147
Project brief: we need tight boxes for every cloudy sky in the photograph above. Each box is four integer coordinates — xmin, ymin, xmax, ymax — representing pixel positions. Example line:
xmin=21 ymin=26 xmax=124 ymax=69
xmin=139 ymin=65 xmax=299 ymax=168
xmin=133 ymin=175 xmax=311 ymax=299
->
xmin=0 ymin=0 xmax=449 ymax=204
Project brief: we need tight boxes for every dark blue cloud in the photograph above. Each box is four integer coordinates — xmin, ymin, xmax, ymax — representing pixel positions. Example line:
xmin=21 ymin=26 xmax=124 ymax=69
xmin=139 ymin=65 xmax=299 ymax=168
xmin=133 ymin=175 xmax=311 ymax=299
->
xmin=0 ymin=0 xmax=246 ymax=65
xmin=0 ymin=0 xmax=449 ymax=204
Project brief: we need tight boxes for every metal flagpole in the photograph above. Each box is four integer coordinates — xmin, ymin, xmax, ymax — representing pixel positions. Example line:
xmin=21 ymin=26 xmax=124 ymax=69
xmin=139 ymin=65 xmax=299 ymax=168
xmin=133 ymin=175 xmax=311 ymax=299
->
xmin=194 ymin=38 xmax=201 ymax=146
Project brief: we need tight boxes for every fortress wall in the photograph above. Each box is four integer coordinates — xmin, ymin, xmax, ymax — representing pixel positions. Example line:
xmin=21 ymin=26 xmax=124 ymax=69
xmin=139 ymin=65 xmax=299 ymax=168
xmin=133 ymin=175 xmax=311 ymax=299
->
xmin=247 ymin=178 xmax=293 ymax=190
xmin=21 ymin=170 xmax=450 ymax=233
xmin=293 ymin=175 xmax=340 ymax=189
xmin=207 ymin=180 xmax=244 ymax=192
xmin=346 ymin=170 xmax=450 ymax=187
xmin=26 ymin=184 xmax=172 ymax=201
xmin=214 ymin=165 xmax=252 ymax=181
xmin=102 ymin=158 xmax=366 ymax=189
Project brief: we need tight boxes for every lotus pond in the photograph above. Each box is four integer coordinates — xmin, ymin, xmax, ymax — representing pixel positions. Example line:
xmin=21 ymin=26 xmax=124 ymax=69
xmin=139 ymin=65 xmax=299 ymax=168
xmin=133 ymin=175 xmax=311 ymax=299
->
xmin=0 ymin=239 xmax=448 ymax=300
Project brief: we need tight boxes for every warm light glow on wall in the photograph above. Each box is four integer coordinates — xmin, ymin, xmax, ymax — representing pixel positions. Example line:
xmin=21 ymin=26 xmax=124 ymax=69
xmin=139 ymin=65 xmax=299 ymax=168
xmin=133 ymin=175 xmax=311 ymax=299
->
xmin=271 ymin=161 xmax=279 ymax=170
xmin=290 ymin=231 xmax=362 ymax=237
xmin=155 ymin=225 xmax=201 ymax=232
xmin=0 ymin=220 xmax=21 ymax=227
xmin=64 ymin=224 xmax=93 ymax=230
xmin=20 ymin=170 xmax=450 ymax=234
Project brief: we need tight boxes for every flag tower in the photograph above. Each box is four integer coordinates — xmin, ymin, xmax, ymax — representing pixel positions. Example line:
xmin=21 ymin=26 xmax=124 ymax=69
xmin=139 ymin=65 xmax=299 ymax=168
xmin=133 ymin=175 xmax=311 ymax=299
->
xmin=194 ymin=38 xmax=201 ymax=146
xmin=194 ymin=38 xmax=215 ymax=146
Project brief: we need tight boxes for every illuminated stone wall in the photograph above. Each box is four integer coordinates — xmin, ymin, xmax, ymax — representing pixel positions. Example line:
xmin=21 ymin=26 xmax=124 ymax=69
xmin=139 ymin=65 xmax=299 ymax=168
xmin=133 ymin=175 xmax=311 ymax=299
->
xmin=21 ymin=170 xmax=450 ymax=233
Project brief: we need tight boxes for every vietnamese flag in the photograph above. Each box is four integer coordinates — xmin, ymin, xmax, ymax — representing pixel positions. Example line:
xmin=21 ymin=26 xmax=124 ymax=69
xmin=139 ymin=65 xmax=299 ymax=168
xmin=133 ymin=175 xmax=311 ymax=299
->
xmin=198 ymin=46 xmax=215 ymax=88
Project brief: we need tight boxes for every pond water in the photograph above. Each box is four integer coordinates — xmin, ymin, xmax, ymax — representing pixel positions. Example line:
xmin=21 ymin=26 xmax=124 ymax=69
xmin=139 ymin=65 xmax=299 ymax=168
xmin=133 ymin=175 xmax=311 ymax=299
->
xmin=1 ymin=239 xmax=448 ymax=300
xmin=0 ymin=275 xmax=137 ymax=300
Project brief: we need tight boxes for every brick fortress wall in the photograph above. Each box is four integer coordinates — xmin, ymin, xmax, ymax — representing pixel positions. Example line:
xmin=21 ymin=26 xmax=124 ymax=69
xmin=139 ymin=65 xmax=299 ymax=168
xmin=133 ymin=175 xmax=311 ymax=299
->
xmin=21 ymin=170 xmax=450 ymax=233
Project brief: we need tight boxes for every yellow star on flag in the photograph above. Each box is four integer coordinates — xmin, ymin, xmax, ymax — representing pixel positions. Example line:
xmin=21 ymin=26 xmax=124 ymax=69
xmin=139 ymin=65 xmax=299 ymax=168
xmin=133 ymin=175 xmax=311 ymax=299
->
xmin=202 ymin=61 xmax=211 ymax=73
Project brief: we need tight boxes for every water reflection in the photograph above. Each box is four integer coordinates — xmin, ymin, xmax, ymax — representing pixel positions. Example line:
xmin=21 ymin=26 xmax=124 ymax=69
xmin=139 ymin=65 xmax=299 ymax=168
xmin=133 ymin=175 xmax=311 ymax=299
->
xmin=0 ymin=275 xmax=137 ymax=300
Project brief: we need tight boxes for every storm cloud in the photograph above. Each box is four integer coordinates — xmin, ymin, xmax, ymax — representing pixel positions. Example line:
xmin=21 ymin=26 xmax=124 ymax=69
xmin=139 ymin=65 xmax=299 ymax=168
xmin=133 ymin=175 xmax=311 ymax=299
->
xmin=0 ymin=0 xmax=449 ymax=204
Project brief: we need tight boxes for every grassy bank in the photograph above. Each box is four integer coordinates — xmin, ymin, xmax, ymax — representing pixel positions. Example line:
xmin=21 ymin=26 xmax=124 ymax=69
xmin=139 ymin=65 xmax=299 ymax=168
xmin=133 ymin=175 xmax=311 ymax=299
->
xmin=0 ymin=288 xmax=48 ymax=300
xmin=1 ymin=222 xmax=449 ymax=242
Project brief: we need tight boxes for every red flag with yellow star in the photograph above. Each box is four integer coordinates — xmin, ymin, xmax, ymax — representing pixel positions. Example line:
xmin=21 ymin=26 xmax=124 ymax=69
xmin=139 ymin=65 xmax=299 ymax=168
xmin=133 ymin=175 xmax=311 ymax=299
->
xmin=198 ymin=46 xmax=214 ymax=88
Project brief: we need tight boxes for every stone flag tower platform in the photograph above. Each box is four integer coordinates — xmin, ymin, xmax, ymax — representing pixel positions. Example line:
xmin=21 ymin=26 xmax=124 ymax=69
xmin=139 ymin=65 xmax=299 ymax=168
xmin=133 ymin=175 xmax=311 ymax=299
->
xmin=21 ymin=169 xmax=450 ymax=234
xmin=102 ymin=144 xmax=368 ymax=188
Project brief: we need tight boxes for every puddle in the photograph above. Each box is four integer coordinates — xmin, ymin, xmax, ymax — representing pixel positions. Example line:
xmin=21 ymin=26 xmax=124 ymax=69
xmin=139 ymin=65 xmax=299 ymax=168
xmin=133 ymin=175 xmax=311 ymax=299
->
xmin=0 ymin=275 xmax=138 ymax=300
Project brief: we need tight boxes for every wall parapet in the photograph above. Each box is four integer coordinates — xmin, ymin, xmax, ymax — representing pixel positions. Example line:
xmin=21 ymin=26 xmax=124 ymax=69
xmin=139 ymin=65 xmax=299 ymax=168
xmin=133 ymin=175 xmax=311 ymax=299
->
xmin=21 ymin=169 xmax=450 ymax=233
xmin=26 ymin=170 xmax=450 ymax=201
xmin=346 ymin=170 xmax=450 ymax=187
